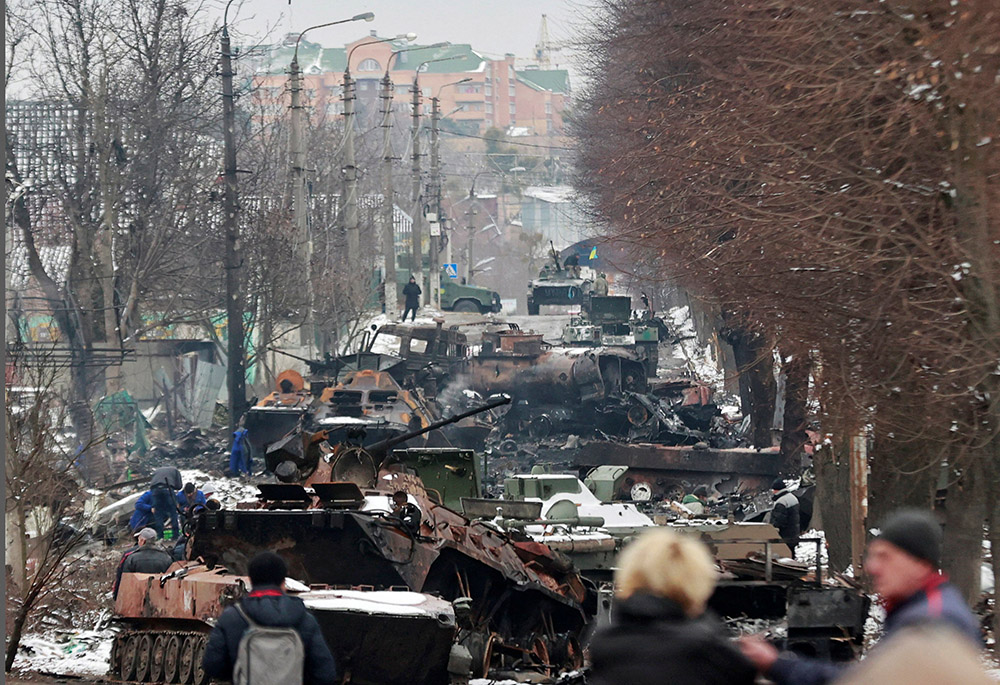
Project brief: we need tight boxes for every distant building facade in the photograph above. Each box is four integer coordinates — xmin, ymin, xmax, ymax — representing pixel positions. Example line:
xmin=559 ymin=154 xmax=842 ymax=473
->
xmin=246 ymin=32 xmax=570 ymax=135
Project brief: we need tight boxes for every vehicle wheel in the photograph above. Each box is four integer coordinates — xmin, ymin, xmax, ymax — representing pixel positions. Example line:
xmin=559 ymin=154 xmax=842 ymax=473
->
xmin=163 ymin=635 xmax=181 ymax=683
xmin=120 ymin=634 xmax=139 ymax=681
xmin=149 ymin=634 xmax=166 ymax=682
xmin=453 ymin=299 xmax=479 ymax=313
xmin=527 ymin=301 xmax=539 ymax=315
xmin=135 ymin=633 xmax=152 ymax=681
xmin=191 ymin=635 xmax=208 ymax=685
xmin=529 ymin=635 xmax=551 ymax=675
xmin=178 ymin=635 xmax=196 ymax=683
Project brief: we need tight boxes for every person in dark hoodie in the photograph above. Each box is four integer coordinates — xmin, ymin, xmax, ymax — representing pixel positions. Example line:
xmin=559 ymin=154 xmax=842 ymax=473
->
xmin=740 ymin=508 xmax=982 ymax=685
xmin=402 ymin=276 xmax=421 ymax=322
xmin=115 ymin=527 xmax=174 ymax=598
xmin=588 ymin=528 xmax=756 ymax=685
xmin=203 ymin=551 xmax=337 ymax=685
xmin=769 ymin=478 xmax=801 ymax=553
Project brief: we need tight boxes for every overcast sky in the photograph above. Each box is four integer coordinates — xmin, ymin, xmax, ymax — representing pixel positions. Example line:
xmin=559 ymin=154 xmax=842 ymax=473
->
xmin=225 ymin=0 xmax=596 ymax=84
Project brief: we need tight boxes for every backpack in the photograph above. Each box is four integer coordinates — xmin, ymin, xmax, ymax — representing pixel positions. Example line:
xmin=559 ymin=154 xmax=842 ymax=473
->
xmin=232 ymin=602 xmax=305 ymax=685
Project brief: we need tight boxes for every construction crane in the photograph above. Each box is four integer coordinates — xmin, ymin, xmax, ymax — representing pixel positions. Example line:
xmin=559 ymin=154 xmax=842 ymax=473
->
xmin=534 ymin=14 xmax=565 ymax=69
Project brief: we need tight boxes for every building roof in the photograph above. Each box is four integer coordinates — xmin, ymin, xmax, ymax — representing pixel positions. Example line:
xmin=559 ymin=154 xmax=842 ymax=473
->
xmin=515 ymin=69 xmax=570 ymax=94
xmin=250 ymin=37 xmax=485 ymax=76
xmin=523 ymin=185 xmax=576 ymax=204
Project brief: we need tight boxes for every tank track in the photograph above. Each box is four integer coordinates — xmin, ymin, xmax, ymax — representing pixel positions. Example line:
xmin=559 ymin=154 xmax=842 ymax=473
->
xmin=110 ymin=629 xmax=209 ymax=684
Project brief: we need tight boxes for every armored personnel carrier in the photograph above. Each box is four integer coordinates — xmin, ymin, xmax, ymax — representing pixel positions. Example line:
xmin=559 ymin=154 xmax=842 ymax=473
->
xmin=526 ymin=243 xmax=592 ymax=315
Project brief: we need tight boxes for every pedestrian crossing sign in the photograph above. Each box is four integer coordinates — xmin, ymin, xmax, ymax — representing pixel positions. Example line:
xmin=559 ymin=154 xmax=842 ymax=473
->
xmin=444 ymin=263 xmax=459 ymax=279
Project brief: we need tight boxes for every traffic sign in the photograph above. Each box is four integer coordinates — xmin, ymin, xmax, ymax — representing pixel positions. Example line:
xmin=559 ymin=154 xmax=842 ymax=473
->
xmin=444 ymin=263 xmax=458 ymax=279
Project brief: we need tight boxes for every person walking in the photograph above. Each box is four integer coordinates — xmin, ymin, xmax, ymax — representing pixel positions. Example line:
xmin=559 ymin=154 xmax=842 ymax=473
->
xmin=769 ymin=478 xmax=801 ymax=554
xmin=588 ymin=528 xmax=756 ymax=685
xmin=149 ymin=466 xmax=182 ymax=539
xmin=402 ymin=276 xmax=421 ymax=322
xmin=203 ymin=551 xmax=338 ymax=685
xmin=740 ymin=508 xmax=982 ymax=685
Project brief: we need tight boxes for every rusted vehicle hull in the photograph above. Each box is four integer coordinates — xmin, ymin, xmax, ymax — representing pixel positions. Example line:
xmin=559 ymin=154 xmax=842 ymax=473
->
xmin=109 ymin=566 xmax=459 ymax=685
xmin=571 ymin=441 xmax=785 ymax=499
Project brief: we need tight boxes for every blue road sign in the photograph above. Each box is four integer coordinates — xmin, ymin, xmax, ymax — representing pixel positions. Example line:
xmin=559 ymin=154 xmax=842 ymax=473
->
xmin=444 ymin=263 xmax=459 ymax=279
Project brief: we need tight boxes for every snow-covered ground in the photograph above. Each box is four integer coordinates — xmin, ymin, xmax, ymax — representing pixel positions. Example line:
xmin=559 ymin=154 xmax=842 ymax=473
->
xmin=664 ymin=305 xmax=726 ymax=392
xmin=15 ymin=629 xmax=112 ymax=678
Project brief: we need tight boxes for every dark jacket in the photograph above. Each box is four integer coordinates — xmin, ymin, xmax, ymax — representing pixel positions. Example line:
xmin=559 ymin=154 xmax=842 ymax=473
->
xmin=129 ymin=491 xmax=154 ymax=530
xmin=151 ymin=466 xmax=183 ymax=491
xmin=589 ymin=593 xmax=756 ymax=685
xmin=113 ymin=544 xmax=140 ymax=598
xmin=203 ymin=586 xmax=338 ymax=685
xmin=121 ymin=543 xmax=174 ymax=574
xmin=770 ymin=490 xmax=801 ymax=542
xmin=402 ymin=281 xmax=421 ymax=307
xmin=768 ymin=574 xmax=981 ymax=685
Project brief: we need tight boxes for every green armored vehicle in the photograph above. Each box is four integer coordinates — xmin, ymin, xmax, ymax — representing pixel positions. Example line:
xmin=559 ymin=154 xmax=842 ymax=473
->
xmin=397 ymin=268 xmax=501 ymax=314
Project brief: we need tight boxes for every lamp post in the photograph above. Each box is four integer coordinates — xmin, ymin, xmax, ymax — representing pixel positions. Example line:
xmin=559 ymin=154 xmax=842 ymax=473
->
xmin=220 ymin=0 xmax=245 ymax=433
xmin=343 ymin=33 xmax=415 ymax=272
xmin=428 ymin=77 xmax=472 ymax=307
xmin=289 ymin=12 xmax=373 ymax=354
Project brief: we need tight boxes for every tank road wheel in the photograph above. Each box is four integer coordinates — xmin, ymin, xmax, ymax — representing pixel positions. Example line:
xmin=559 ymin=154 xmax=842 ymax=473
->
xmin=477 ymin=633 xmax=497 ymax=678
xmin=178 ymin=636 xmax=197 ymax=683
xmin=163 ymin=635 xmax=181 ymax=683
xmin=552 ymin=635 xmax=584 ymax=671
xmin=120 ymin=634 xmax=139 ymax=681
xmin=191 ymin=636 xmax=208 ymax=685
xmin=529 ymin=636 xmax=552 ymax=676
xmin=149 ymin=634 xmax=166 ymax=682
xmin=135 ymin=633 xmax=153 ymax=681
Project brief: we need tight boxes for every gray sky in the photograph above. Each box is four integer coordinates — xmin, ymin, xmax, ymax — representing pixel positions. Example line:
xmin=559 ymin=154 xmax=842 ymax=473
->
xmin=225 ymin=0 xmax=594 ymax=83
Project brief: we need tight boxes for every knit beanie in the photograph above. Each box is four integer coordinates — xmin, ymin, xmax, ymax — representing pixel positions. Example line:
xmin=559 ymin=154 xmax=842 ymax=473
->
xmin=876 ymin=509 xmax=942 ymax=568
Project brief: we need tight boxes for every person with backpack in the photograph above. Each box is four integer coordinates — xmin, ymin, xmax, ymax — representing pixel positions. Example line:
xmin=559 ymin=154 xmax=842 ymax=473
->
xmin=203 ymin=551 xmax=337 ymax=685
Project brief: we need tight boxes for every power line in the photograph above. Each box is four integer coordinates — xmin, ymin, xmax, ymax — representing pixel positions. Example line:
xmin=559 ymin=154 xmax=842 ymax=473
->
xmin=439 ymin=129 xmax=576 ymax=151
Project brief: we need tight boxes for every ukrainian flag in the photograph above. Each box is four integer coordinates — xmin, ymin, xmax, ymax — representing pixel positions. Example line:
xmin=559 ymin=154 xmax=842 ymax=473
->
xmin=589 ymin=246 xmax=598 ymax=260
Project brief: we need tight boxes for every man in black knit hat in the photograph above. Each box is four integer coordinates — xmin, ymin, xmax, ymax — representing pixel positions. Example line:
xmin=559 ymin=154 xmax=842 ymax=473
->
xmin=739 ymin=508 xmax=981 ymax=685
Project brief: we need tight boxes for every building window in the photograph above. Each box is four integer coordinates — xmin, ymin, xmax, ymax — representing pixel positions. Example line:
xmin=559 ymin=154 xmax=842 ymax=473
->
xmin=509 ymin=85 xmax=516 ymax=97
xmin=486 ymin=102 xmax=493 ymax=113
xmin=545 ymin=102 xmax=552 ymax=114
xmin=485 ymin=85 xmax=492 ymax=96
xmin=422 ymin=87 xmax=431 ymax=97
xmin=509 ymin=103 xmax=516 ymax=115
xmin=423 ymin=104 xmax=431 ymax=114
xmin=358 ymin=58 xmax=381 ymax=72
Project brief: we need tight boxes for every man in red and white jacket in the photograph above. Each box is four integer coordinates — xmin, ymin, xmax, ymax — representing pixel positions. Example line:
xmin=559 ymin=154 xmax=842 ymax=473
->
xmin=740 ymin=508 xmax=981 ymax=685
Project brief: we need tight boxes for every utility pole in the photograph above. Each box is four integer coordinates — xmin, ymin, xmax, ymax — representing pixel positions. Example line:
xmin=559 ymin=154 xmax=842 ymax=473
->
xmin=221 ymin=14 xmax=246 ymax=434
xmin=410 ymin=78 xmax=423 ymax=305
xmin=464 ymin=204 xmax=477 ymax=284
xmin=380 ymin=73 xmax=398 ymax=316
xmin=429 ymin=96 xmax=441 ymax=309
xmin=289 ymin=54 xmax=315 ymax=354
xmin=342 ymin=71 xmax=360 ymax=270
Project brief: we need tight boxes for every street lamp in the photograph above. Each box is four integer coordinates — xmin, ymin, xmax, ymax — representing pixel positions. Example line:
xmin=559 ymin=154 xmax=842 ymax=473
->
xmin=288 ymin=11 xmax=373 ymax=357
xmin=346 ymin=32 xmax=416 ymax=74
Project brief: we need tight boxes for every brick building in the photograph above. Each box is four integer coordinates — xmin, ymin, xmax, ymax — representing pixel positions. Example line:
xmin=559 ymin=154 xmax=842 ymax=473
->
xmin=246 ymin=32 xmax=570 ymax=135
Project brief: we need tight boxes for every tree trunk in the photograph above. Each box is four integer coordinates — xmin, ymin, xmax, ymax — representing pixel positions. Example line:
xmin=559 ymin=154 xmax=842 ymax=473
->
xmin=780 ymin=351 xmax=811 ymax=471
xmin=940 ymin=454 xmax=986 ymax=604
xmin=721 ymin=321 xmax=776 ymax=449
xmin=813 ymin=439 xmax=854 ymax=572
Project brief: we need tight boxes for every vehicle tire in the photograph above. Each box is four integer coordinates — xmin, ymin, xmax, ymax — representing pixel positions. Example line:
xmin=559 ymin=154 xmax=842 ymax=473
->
xmin=163 ymin=635 xmax=181 ymax=683
xmin=453 ymin=299 xmax=480 ymax=313
xmin=149 ymin=634 xmax=166 ymax=682
xmin=178 ymin=635 xmax=196 ymax=683
xmin=527 ymin=301 xmax=539 ymax=315
xmin=135 ymin=633 xmax=152 ymax=681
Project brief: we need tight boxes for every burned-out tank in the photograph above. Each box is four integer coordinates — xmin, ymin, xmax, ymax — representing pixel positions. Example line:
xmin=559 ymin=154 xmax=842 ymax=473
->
xmin=110 ymin=564 xmax=460 ymax=684
xmin=110 ymin=399 xmax=595 ymax=684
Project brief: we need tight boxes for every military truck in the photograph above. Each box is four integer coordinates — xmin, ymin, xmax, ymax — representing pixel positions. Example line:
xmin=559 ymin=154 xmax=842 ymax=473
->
xmin=397 ymin=268 xmax=501 ymax=314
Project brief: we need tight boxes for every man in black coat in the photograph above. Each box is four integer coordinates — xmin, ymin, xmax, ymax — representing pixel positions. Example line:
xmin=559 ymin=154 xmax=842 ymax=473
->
xmin=402 ymin=276 xmax=421 ymax=322
xmin=203 ymin=551 xmax=337 ymax=685
xmin=116 ymin=527 xmax=174 ymax=598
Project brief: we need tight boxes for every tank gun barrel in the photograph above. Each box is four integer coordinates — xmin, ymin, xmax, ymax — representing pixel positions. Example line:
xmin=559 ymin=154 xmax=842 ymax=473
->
xmin=266 ymin=346 xmax=336 ymax=373
xmin=370 ymin=395 xmax=511 ymax=457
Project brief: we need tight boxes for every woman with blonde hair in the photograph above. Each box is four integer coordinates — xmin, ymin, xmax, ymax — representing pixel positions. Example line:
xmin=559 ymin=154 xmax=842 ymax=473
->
xmin=588 ymin=528 xmax=756 ymax=685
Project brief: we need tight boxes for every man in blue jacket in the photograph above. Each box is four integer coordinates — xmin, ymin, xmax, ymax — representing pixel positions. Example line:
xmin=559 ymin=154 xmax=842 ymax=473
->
xmin=129 ymin=490 xmax=154 ymax=531
xmin=740 ymin=508 xmax=981 ymax=684
xmin=203 ymin=551 xmax=337 ymax=685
